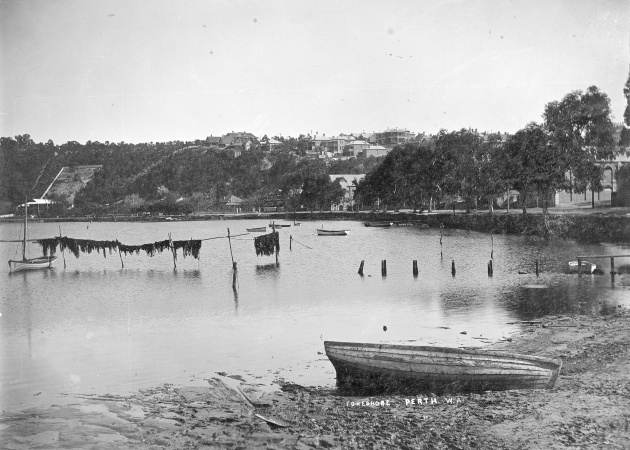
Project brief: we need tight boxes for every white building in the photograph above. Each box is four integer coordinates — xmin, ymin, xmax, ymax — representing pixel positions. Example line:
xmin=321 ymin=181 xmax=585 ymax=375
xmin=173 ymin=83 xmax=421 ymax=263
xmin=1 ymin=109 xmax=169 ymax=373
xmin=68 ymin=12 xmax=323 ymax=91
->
xmin=328 ymin=174 xmax=366 ymax=211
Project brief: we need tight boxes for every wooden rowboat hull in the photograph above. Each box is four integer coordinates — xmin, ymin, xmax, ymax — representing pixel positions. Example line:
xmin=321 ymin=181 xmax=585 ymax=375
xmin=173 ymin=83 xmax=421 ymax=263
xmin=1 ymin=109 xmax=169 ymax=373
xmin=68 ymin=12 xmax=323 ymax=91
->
xmin=317 ymin=229 xmax=349 ymax=236
xmin=9 ymin=256 xmax=57 ymax=273
xmin=324 ymin=341 xmax=561 ymax=395
xmin=247 ymin=227 xmax=267 ymax=232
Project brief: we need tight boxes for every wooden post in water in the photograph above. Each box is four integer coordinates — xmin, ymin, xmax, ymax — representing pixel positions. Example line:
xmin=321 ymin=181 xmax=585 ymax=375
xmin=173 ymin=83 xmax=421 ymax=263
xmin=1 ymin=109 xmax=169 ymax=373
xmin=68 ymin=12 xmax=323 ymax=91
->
xmin=440 ymin=230 xmax=443 ymax=260
xmin=577 ymin=257 xmax=582 ymax=277
xmin=358 ymin=260 xmax=364 ymax=276
xmin=451 ymin=260 xmax=456 ymax=277
xmin=535 ymin=260 xmax=539 ymax=277
xmin=491 ymin=232 xmax=494 ymax=260
xmin=168 ymin=233 xmax=177 ymax=269
xmin=488 ymin=259 xmax=493 ymax=277
xmin=611 ymin=257 xmax=615 ymax=282
xmin=413 ymin=260 xmax=418 ymax=277
xmin=381 ymin=260 xmax=387 ymax=277
xmin=273 ymin=222 xmax=278 ymax=265
xmin=227 ymin=228 xmax=235 ymax=268
xmin=290 ymin=235 xmax=292 ymax=250
xmin=59 ymin=227 xmax=67 ymax=269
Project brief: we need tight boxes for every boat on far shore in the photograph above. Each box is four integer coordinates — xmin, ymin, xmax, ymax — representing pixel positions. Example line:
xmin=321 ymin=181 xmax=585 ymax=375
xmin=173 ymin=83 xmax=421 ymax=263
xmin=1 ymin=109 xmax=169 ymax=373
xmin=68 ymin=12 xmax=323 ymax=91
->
xmin=324 ymin=341 xmax=562 ymax=395
xmin=246 ymin=227 xmax=267 ymax=232
xmin=365 ymin=222 xmax=393 ymax=227
xmin=317 ymin=229 xmax=349 ymax=236
xmin=567 ymin=260 xmax=596 ymax=274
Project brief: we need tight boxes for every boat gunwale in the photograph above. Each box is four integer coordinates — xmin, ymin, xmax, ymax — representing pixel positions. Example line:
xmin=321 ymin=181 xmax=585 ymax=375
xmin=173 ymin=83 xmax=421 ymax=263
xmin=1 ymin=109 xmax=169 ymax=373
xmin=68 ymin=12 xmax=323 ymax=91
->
xmin=324 ymin=341 xmax=562 ymax=367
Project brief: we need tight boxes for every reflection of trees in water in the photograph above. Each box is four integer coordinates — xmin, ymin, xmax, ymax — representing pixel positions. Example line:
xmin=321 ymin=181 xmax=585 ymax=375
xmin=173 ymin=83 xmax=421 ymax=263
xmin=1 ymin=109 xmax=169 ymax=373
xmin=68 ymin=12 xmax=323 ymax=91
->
xmin=181 ymin=269 xmax=201 ymax=278
xmin=255 ymin=263 xmax=280 ymax=274
xmin=503 ymin=286 xmax=578 ymax=320
xmin=437 ymin=276 xmax=621 ymax=321
xmin=501 ymin=282 xmax=613 ymax=320
xmin=439 ymin=287 xmax=486 ymax=314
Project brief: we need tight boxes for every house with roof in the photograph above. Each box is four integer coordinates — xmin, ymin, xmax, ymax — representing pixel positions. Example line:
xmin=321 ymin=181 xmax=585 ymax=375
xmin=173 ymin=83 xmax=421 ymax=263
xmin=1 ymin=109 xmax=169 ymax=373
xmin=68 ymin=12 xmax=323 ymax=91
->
xmin=206 ymin=135 xmax=223 ymax=147
xmin=310 ymin=135 xmax=329 ymax=150
xmin=226 ymin=195 xmax=243 ymax=213
xmin=345 ymin=140 xmax=370 ymax=157
xmin=553 ymin=126 xmax=630 ymax=207
xmin=325 ymin=135 xmax=350 ymax=156
xmin=373 ymin=128 xmax=414 ymax=146
xmin=362 ymin=145 xmax=391 ymax=158
xmin=328 ymin=174 xmax=366 ymax=211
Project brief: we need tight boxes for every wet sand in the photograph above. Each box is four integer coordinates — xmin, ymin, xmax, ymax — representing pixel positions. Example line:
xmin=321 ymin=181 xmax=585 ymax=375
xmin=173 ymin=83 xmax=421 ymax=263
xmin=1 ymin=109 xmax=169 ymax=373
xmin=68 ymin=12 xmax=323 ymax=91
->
xmin=1 ymin=308 xmax=629 ymax=449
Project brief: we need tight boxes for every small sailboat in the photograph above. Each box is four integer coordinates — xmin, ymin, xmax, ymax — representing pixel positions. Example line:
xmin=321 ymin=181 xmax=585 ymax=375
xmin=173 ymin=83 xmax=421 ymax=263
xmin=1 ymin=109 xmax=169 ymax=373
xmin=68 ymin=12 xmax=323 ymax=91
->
xmin=8 ymin=200 xmax=57 ymax=273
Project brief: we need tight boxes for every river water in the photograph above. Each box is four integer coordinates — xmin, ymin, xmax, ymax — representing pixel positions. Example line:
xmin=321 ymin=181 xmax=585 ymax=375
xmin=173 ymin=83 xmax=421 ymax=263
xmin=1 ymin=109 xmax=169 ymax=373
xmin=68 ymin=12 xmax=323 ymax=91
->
xmin=1 ymin=217 xmax=628 ymax=410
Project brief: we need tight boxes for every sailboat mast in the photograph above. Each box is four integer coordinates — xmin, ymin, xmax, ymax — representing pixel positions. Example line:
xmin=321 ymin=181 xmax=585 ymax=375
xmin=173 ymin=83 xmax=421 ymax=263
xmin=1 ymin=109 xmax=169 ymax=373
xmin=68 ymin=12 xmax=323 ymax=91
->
xmin=23 ymin=199 xmax=27 ymax=260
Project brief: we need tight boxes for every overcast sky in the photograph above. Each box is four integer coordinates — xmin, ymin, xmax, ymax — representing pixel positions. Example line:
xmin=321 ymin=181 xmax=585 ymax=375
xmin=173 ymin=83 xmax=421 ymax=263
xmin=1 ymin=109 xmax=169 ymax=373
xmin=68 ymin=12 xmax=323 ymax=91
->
xmin=1 ymin=0 xmax=628 ymax=144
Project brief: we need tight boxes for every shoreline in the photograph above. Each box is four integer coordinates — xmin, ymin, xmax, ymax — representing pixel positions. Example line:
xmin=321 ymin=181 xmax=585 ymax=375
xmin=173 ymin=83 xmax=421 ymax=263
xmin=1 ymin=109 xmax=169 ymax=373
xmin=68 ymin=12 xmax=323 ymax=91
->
xmin=3 ymin=208 xmax=630 ymax=244
xmin=2 ymin=307 xmax=628 ymax=449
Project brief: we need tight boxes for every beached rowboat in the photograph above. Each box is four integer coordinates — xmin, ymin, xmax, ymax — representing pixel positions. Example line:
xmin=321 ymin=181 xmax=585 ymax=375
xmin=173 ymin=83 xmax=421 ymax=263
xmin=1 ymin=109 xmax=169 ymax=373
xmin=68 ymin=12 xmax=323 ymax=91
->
xmin=317 ymin=229 xmax=349 ymax=236
xmin=324 ymin=341 xmax=562 ymax=394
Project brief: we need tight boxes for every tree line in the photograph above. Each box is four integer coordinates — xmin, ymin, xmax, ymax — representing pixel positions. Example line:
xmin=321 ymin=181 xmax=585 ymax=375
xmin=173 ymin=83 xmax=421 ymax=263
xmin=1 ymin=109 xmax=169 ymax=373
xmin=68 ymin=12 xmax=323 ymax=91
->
xmin=355 ymin=85 xmax=624 ymax=213
xmin=0 ymin=134 xmax=380 ymax=216
xmin=2 ymin=83 xmax=627 ymax=217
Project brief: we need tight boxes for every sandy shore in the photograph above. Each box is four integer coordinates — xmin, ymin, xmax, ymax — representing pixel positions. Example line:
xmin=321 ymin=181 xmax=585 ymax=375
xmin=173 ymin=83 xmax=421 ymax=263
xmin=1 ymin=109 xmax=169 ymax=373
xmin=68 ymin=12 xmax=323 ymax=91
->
xmin=1 ymin=308 xmax=629 ymax=449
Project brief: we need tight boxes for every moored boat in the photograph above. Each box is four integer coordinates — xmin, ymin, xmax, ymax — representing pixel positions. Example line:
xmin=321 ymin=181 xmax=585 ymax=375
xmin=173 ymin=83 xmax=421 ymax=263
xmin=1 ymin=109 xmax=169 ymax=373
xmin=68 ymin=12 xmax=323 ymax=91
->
xmin=8 ymin=200 xmax=57 ymax=273
xmin=269 ymin=224 xmax=291 ymax=228
xmin=324 ymin=341 xmax=562 ymax=394
xmin=246 ymin=227 xmax=267 ymax=232
xmin=567 ymin=260 xmax=596 ymax=274
xmin=317 ymin=229 xmax=349 ymax=236
xmin=365 ymin=222 xmax=393 ymax=227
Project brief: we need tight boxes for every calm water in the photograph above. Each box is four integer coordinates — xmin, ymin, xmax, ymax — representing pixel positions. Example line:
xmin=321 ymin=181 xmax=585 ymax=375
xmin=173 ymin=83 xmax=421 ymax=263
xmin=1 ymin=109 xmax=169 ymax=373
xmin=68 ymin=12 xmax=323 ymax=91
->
xmin=1 ymin=218 xmax=629 ymax=410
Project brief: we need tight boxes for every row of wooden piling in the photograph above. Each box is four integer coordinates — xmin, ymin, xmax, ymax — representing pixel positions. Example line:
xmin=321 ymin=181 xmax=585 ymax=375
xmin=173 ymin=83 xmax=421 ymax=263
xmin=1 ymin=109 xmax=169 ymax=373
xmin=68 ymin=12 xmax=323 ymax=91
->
xmin=358 ymin=259 xmax=545 ymax=278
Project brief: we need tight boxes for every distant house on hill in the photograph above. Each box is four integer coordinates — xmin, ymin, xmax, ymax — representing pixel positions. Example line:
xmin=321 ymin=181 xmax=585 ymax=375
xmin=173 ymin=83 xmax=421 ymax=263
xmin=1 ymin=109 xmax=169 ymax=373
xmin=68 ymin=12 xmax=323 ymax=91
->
xmin=325 ymin=135 xmax=350 ymax=156
xmin=206 ymin=135 xmax=223 ymax=147
xmin=345 ymin=140 xmax=369 ymax=157
xmin=310 ymin=135 xmax=329 ymax=148
xmin=373 ymin=128 xmax=414 ymax=146
xmin=362 ymin=145 xmax=390 ymax=158
xmin=262 ymin=137 xmax=282 ymax=151
xmin=206 ymin=131 xmax=259 ymax=156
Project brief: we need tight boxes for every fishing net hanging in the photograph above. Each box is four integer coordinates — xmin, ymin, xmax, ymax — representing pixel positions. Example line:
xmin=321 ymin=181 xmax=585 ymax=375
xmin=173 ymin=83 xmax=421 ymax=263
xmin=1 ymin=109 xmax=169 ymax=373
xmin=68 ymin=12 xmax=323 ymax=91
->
xmin=254 ymin=231 xmax=280 ymax=257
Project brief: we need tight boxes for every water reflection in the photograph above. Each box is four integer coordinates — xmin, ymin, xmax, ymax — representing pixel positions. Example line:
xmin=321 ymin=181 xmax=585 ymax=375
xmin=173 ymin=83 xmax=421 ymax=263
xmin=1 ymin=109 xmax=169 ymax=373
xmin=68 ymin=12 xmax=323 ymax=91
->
xmin=2 ymin=219 xmax=629 ymax=411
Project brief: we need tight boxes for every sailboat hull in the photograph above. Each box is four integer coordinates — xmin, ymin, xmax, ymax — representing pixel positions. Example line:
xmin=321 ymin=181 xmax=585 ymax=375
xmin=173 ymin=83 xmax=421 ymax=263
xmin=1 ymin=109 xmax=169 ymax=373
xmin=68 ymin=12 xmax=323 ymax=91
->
xmin=9 ymin=256 xmax=57 ymax=273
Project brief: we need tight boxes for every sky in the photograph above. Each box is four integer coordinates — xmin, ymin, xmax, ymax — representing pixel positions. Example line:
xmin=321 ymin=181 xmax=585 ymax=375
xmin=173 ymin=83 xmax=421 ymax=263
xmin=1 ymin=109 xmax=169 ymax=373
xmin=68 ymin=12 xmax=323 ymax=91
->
xmin=1 ymin=0 xmax=628 ymax=144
